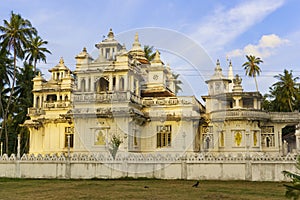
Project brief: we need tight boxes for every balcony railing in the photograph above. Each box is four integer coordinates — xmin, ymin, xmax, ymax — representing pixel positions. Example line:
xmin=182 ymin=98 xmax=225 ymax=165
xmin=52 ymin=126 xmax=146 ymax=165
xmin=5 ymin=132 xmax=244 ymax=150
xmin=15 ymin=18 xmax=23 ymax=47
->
xmin=28 ymin=108 xmax=45 ymax=115
xmin=44 ymin=101 xmax=72 ymax=109
xmin=210 ymin=109 xmax=270 ymax=121
xmin=73 ymin=91 xmax=142 ymax=104
xmin=269 ymin=111 xmax=300 ymax=122
xmin=142 ymin=96 xmax=198 ymax=106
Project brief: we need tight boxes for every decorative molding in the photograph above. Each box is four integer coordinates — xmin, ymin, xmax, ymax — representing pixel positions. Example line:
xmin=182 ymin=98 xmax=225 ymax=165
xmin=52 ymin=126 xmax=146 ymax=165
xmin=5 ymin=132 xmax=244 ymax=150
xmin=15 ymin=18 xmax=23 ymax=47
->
xmin=0 ymin=152 xmax=295 ymax=163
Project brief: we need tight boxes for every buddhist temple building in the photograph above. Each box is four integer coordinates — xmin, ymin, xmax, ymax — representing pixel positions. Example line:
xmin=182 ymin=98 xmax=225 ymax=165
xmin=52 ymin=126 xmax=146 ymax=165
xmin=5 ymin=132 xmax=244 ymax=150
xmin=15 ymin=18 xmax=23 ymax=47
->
xmin=24 ymin=29 xmax=300 ymax=156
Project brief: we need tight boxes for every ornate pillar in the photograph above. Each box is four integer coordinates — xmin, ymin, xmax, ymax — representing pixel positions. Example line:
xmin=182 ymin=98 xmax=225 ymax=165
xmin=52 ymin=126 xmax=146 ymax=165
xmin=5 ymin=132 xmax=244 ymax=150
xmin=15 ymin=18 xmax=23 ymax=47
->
xmin=109 ymin=74 xmax=113 ymax=91
xmin=124 ymin=75 xmax=128 ymax=91
xmin=116 ymin=75 xmax=119 ymax=91
xmin=233 ymin=97 xmax=241 ymax=108
xmin=131 ymin=76 xmax=134 ymax=92
xmin=17 ymin=134 xmax=21 ymax=159
xmin=91 ymin=76 xmax=94 ymax=91
xmin=135 ymin=80 xmax=139 ymax=96
xmin=33 ymin=95 xmax=37 ymax=108
xmin=253 ymin=98 xmax=257 ymax=109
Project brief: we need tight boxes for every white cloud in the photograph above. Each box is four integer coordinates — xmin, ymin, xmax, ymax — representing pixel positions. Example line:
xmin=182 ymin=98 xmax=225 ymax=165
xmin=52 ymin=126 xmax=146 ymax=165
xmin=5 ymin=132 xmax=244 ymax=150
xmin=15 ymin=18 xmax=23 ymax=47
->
xmin=227 ymin=34 xmax=289 ymax=58
xmin=191 ymin=0 xmax=286 ymax=53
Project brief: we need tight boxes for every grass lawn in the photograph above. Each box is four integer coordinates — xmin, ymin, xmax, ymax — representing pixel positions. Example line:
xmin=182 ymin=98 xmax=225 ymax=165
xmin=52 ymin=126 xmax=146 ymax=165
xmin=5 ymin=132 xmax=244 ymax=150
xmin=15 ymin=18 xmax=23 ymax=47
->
xmin=0 ymin=178 xmax=287 ymax=200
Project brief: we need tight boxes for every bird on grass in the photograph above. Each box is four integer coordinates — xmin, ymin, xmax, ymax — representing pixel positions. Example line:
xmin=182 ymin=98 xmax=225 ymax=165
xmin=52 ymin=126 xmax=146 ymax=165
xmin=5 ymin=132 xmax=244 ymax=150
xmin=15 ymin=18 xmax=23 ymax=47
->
xmin=192 ymin=181 xmax=199 ymax=188
xmin=144 ymin=186 xmax=149 ymax=189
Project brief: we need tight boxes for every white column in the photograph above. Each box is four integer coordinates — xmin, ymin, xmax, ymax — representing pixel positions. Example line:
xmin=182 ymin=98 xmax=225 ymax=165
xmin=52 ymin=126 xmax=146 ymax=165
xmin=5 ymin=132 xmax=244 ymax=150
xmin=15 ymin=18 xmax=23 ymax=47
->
xmin=124 ymin=75 xmax=128 ymax=91
xmin=233 ymin=97 xmax=241 ymax=108
xmin=33 ymin=95 xmax=37 ymax=108
xmin=17 ymin=134 xmax=21 ymax=159
xmin=86 ymin=78 xmax=89 ymax=92
xmin=109 ymin=74 xmax=113 ymax=91
xmin=131 ymin=76 xmax=134 ymax=93
xmin=253 ymin=98 xmax=257 ymax=109
xmin=78 ymin=77 xmax=81 ymax=91
xmin=91 ymin=76 xmax=95 ymax=91
xmin=135 ymin=80 xmax=140 ymax=96
xmin=116 ymin=75 xmax=119 ymax=91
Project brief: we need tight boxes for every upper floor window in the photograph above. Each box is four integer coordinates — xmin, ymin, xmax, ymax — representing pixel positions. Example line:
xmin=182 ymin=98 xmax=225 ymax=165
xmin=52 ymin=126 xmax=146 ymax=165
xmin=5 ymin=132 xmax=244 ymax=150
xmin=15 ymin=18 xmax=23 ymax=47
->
xmin=157 ymin=125 xmax=172 ymax=148
xmin=64 ymin=127 xmax=74 ymax=148
xmin=95 ymin=77 xmax=109 ymax=93
xmin=46 ymin=94 xmax=57 ymax=102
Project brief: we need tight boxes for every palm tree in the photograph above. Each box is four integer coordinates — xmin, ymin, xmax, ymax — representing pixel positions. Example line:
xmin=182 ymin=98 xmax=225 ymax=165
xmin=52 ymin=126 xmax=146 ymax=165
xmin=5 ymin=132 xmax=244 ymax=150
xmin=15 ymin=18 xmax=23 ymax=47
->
xmin=0 ymin=11 xmax=36 ymax=152
xmin=12 ymin=63 xmax=35 ymax=154
xmin=24 ymin=35 xmax=51 ymax=73
xmin=173 ymin=73 xmax=182 ymax=94
xmin=242 ymin=55 xmax=263 ymax=92
xmin=0 ymin=49 xmax=13 ymax=133
xmin=270 ymin=69 xmax=299 ymax=112
xmin=144 ymin=45 xmax=155 ymax=61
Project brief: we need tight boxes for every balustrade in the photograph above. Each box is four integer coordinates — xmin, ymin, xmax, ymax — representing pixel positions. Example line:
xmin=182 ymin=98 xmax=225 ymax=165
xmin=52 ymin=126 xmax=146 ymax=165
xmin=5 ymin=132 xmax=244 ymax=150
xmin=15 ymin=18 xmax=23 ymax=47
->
xmin=210 ymin=109 xmax=270 ymax=120
xmin=73 ymin=91 xmax=142 ymax=104
xmin=44 ymin=101 xmax=71 ymax=109
xmin=28 ymin=108 xmax=45 ymax=115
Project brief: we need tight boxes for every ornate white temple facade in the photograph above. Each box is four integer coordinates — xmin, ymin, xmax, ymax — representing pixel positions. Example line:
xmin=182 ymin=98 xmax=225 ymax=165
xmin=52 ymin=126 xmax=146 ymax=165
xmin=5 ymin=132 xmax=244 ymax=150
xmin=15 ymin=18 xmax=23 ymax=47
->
xmin=201 ymin=60 xmax=300 ymax=154
xmin=24 ymin=29 xmax=300 ymax=156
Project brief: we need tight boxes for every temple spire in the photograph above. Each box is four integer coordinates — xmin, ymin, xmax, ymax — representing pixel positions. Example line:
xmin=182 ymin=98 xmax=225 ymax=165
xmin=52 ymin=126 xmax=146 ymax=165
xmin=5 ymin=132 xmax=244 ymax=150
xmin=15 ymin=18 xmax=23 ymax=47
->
xmin=59 ymin=57 xmax=64 ymax=65
xmin=131 ymin=32 xmax=142 ymax=50
xmin=151 ymin=50 xmax=163 ymax=64
xmin=107 ymin=28 xmax=114 ymax=39
xmin=228 ymin=60 xmax=234 ymax=80
xmin=214 ymin=59 xmax=222 ymax=75
xmin=228 ymin=60 xmax=234 ymax=92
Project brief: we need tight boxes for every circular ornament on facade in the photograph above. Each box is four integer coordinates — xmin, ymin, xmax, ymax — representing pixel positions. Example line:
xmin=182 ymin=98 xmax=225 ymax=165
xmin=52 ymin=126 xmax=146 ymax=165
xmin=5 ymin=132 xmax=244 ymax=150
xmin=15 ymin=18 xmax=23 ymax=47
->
xmin=153 ymin=74 xmax=159 ymax=80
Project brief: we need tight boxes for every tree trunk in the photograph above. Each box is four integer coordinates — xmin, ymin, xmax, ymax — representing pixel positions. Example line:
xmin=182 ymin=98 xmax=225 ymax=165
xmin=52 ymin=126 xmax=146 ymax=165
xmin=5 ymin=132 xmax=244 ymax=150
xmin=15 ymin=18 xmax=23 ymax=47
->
xmin=288 ymin=99 xmax=293 ymax=112
xmin=33 ymin=59 xmax=37 ymax=74
xmin=254 ymin=76 xmax=259 ymax=92
xmin=3 ymin=46 xmax=17 ymax=153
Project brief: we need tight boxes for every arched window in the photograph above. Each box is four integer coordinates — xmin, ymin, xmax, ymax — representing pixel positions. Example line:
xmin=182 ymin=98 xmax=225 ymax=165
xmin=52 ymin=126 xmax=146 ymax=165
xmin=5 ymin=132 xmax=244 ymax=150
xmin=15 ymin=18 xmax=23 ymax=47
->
xmin=95 ymin=77 xmax=109 ymax=93
xmin=112 ymin=77 xmax=116 ymax=90
xmin=36 ymin=96 xmax=40 ymax=108
xmin=65 ymin=95 xmax=69 ymax=101
xmin=119 ymin=77 xmax=125 ymax=91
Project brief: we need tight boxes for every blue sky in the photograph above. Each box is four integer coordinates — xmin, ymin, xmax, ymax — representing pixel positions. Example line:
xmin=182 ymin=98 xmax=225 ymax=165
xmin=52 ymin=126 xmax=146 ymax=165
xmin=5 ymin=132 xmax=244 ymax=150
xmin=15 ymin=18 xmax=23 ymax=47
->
xmin=1 ymin=0 xmax=300 ymax=98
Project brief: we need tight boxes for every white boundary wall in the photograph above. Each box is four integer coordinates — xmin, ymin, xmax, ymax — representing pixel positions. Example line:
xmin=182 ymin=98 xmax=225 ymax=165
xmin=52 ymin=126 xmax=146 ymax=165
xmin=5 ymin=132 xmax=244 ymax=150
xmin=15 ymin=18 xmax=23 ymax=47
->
xmin=0 ymin=153 xmax=297 ymax=181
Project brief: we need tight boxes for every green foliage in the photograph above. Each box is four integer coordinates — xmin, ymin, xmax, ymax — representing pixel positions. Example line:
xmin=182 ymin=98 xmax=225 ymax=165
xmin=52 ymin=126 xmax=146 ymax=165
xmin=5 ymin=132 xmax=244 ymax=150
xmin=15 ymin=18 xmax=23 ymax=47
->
xmin=0 ymin=11 xmax=50 ymax=154
xmin=242 ymin=55 xmax=263 ymax=92
xmin=263 ymin=69 xmax=300 ymax=112
xmin=24 ymin=35 xmax=51 ymax=72
xmin=109 ymin=135 xmax=122 ymax=159
xmin=172 ymin=73 xmax=182 ymax=94
xmin=283 ymin=156 xmax=300 ymax=199
xmin=143 ymin=45 xmax=155 ymax=61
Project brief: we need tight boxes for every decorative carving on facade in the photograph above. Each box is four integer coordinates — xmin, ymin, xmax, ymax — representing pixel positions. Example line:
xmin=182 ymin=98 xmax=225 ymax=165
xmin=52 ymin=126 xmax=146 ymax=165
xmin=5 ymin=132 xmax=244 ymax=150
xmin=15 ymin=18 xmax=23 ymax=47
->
xmin=234 ymin=131 xmax=242 ymax=146
xmin=253 ymin=131 xmax=258 ymax=146
xmin=0 ymin=152 xmax=296 ymax=163
xmin=261 ymin=126 xmax=274 ymax=133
